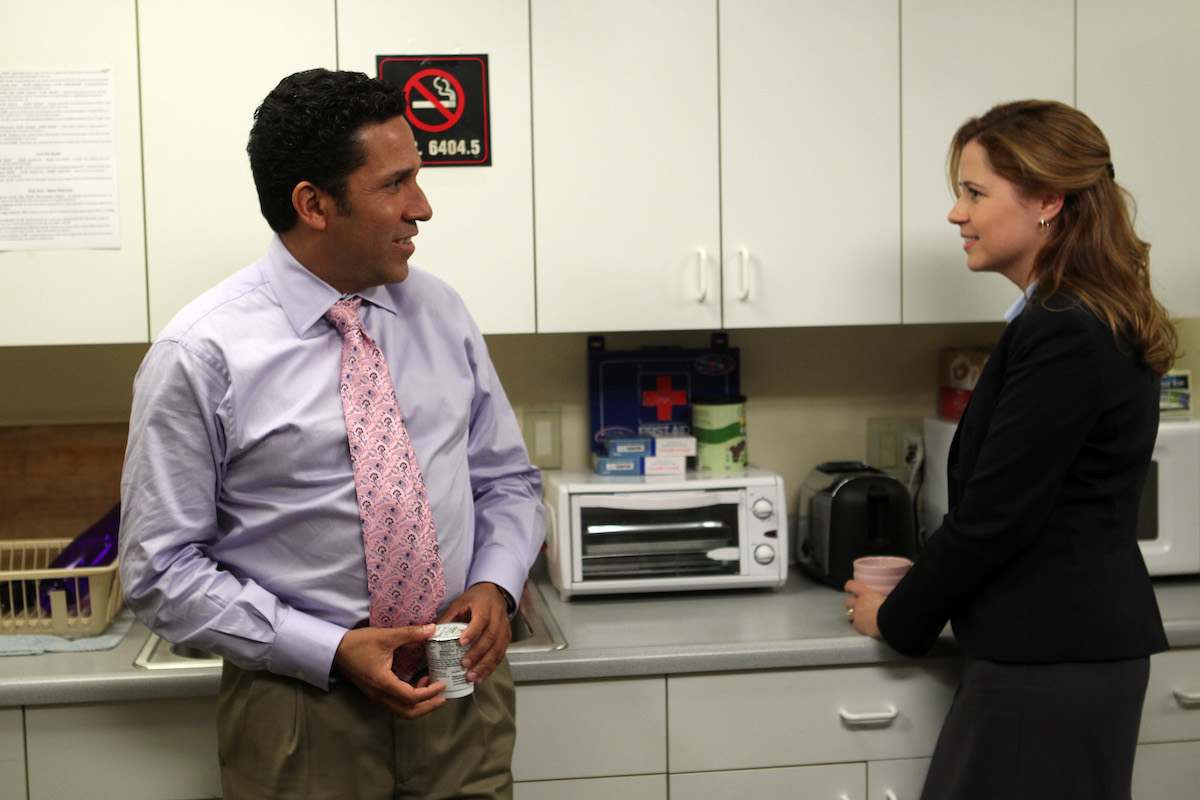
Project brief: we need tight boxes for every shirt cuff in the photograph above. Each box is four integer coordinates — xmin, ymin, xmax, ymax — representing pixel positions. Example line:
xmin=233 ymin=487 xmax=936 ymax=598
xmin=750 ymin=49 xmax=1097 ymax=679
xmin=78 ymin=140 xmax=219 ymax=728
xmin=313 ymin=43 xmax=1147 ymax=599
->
xmin=266 ymin=609 xmax=349 ymax=691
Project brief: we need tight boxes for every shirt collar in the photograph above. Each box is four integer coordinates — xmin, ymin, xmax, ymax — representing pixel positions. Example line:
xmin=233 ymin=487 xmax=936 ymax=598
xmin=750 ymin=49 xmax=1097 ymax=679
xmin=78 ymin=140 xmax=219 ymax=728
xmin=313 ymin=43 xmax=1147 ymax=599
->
xmin=263 ymin=235 xmax=400 ymax=337
xmin=1004 ymin=279 xmax=1038 ymax=324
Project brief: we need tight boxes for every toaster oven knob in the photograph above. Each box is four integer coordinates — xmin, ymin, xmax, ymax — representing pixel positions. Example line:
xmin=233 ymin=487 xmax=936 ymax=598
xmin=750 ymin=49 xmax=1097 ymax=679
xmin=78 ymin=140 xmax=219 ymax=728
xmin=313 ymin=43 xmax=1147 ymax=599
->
xmin=751 ymin=498 xmax=775 ymax=520
xmin=754 ymin=544 xmax=776 ymax=565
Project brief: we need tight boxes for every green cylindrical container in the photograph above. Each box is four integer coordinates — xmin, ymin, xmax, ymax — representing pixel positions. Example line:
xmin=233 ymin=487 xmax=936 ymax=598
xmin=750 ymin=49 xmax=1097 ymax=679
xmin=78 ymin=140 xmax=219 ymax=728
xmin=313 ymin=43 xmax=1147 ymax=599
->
xmin=691 ymin=395 xmax=747 ymax=473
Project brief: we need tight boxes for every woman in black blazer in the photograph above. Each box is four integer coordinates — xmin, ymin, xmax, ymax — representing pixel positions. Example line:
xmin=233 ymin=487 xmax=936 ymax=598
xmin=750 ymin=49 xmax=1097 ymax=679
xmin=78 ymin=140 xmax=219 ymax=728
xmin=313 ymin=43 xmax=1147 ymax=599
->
xmin=844 ymin=100 xmax=1178 ymax=800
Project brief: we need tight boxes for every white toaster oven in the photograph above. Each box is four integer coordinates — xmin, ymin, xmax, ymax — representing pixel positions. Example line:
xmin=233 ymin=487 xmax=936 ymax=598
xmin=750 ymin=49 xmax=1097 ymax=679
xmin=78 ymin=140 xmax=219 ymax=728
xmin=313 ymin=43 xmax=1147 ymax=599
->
xmin=542 ymin=467 xmax=788 ymax=598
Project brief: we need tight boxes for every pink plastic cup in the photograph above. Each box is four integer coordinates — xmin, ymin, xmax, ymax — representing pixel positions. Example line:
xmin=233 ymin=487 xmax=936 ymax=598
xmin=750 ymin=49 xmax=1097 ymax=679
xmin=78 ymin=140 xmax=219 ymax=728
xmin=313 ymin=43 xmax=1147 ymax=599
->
xmin=852 ymin=556 xmax=914 ymax=596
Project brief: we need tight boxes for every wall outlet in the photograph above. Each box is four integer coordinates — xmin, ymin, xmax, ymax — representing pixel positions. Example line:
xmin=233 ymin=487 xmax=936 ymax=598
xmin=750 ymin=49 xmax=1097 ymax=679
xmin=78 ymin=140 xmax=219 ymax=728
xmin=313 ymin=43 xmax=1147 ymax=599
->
xmin=523 ymin=407 xmax=563 ymax=469
xmin=866 ymin=417 xmax=924 ymax=484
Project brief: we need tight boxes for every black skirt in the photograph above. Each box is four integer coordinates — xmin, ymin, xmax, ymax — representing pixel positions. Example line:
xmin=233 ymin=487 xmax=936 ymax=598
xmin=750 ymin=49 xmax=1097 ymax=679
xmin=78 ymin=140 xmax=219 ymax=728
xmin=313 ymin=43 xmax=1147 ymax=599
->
xmin=920 ymin=656 xmax=1150 ymax=800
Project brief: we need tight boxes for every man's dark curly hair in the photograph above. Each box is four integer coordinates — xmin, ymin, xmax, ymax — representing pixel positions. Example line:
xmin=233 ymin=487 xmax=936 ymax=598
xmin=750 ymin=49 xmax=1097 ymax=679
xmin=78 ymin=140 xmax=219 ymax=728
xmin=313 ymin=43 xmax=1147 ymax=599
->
xmin=247 ymin=69 xmax=409 ymax=233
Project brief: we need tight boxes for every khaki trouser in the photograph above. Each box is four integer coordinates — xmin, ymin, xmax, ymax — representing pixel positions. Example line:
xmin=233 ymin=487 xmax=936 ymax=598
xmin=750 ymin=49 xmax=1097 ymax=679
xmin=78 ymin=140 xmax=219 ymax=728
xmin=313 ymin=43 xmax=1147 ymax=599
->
xmin=217 ymin=659 xmax=516 ymax=800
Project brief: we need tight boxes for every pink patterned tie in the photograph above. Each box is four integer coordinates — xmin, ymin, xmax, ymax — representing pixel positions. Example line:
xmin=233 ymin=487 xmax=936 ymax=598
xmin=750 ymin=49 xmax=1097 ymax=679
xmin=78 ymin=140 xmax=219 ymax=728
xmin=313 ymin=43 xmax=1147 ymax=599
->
xmin=326 ymin=297 xmax=445 ymax=680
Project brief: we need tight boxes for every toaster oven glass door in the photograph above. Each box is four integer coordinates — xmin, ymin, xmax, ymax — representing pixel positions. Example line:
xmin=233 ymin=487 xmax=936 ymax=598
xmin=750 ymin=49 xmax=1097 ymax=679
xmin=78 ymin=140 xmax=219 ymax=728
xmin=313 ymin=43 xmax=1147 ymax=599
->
xmin=572 ymin=490 xmax=744 ymax=581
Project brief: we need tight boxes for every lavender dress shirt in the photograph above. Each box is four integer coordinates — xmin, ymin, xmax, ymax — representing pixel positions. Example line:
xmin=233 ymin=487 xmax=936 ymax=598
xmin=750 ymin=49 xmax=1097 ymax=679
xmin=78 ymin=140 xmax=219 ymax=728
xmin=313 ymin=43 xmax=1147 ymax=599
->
xmin=119 ymin=236 xmax=545 ymax=689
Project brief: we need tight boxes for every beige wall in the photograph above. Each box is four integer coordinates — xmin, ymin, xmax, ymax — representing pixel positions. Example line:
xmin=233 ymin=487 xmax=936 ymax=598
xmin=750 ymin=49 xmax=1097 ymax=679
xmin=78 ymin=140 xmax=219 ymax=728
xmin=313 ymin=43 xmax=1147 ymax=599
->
xmin=4 ymin=316 xmax=1197 ymax=514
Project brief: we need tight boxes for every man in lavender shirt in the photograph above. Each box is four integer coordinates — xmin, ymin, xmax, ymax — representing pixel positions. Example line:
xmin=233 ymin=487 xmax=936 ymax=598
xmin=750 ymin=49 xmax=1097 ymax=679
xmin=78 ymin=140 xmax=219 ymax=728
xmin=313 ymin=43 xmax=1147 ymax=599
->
xmin=119 ymin=69 xmax=545 ymax=799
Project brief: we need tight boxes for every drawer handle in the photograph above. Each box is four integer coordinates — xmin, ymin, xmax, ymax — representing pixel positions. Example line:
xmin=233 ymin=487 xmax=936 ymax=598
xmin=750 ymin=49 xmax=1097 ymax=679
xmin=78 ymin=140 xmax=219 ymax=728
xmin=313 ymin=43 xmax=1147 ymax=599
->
xmin=1174 ymin=689 xmax=1200 ymax=708
xmin=838 ymin=704 xmax=899 ymax=726
xmin=695 ymin=247 xmax=709 ymax=303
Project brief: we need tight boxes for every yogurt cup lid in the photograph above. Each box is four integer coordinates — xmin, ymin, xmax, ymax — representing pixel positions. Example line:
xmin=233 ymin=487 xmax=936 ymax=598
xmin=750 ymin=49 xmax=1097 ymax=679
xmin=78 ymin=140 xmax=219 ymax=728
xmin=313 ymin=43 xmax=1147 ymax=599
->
xmin=430 ymin=622 xmax=468 ymax=641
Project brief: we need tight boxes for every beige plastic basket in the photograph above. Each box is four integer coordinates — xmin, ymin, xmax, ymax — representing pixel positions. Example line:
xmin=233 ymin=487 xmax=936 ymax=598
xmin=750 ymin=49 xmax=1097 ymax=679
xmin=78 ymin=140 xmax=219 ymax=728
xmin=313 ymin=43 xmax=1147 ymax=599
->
xmin=0 ymin=539 xmax=122 ymax=636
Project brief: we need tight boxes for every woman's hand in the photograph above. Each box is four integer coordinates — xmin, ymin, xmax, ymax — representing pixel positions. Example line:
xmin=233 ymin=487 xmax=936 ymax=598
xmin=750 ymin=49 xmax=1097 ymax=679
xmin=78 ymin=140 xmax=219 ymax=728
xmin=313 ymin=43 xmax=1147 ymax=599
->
xmin=843 ymin=579 xmax=886 ymax=639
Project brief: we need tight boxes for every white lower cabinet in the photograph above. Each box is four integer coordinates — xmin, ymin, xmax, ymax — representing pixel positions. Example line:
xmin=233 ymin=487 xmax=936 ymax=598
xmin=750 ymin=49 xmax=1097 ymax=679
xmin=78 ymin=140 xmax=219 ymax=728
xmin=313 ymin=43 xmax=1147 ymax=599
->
xmin=868 ymin=757 xmax=933 ymax=800
xmin=24 ymin=696 xmax=220 ymax=800
xmin=515 ymin=774 xmax=666 ymax=800
xmin=511 ymin=676 xmax=666 ymax=782
xmin=6 ymin=648 xmax=1198 ymax=798
xmin=1133 ymin=741 xmax=1200 ymax=799
xmin=1139 ymin=648 xmax=1200 ymax=745
xmin=1134 ymin=647 xmax=1200 ymax=798
xmin=671 ymin=762 xmax=864 ymax=800
xmin=0 ymin=708 xmax=26 ymax=800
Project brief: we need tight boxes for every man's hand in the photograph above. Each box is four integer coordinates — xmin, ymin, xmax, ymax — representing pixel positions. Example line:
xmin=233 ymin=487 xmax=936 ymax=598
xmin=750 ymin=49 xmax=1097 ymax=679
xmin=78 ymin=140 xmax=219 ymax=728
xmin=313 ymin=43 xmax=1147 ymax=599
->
xmin=333 ymin=625 xmax=447 ymax=719
xmin=438 ymin=582 xmax=512 ymax=685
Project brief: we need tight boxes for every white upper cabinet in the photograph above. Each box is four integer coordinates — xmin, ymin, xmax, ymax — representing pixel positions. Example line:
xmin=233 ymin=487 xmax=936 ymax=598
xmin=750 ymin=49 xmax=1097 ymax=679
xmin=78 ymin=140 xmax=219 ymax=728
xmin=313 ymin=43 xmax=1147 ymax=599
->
xmin=901 ymin=0 xmax=1075 ymax=324
xmin=531 ymin=0 xmax=722 ymax=333
xmin=139 ymin=0 xmax=337 ymax=336
xmin=337 ymin=0 xmax=537 ymax=334
xmin=720 ymin=1 xmax=901 ymax=328
xmin=1078 ymin=0 xmax=1200 ymax=320
xmin=0 ymin=0 xmax=147 ymax=346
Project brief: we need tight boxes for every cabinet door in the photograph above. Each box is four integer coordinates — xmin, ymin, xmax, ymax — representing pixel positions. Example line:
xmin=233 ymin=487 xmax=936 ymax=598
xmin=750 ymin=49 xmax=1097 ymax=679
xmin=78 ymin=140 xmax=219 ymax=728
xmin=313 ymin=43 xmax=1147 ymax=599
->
xmin=1133 ymin=741 xmax=1200 ymax=800
xmin=531 ymin=0 xmax=721 ymax=333
xmin=719 ymin=1 xmax=900 ymax=328
xmin=901 ymin=0 xmax=1074 ymax=323
xmin=515 ymin=774 xmax=666 ymax=800
xmin=671 ymin=763 xmax=864 ymax=800
xmin=337 ymin=0 xmax=536 ymax=334
xmin=512 ymin=676 xmax=667 ymax=781
xmin=24 ymin=697 xmax=221 ymax=800
xmin=0 ymin=708 xmax=25 ymax=800
xmin=139 ymin=0 xmax=336 ymax=336
xmin=0 ymin=0 xmax=147 ymax=346
xmin=1078 ymin=0 xmax=1200 ymax=318
xmin=668 ymin=661 xmax=958 ymax=772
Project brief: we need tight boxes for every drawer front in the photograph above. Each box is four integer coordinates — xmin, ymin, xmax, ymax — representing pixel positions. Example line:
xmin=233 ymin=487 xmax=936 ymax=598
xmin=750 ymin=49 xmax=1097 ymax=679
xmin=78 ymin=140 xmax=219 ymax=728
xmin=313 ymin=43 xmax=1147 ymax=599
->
xmin=1140 ymin=648 xmax=1200 ymax=744
xmin=671 ymin=762 xmax=864 ymax=800
xmin=512 ymin=677 xmax=667 ymax=781
xmin=668 ymin=661 xmax=959 ymax=772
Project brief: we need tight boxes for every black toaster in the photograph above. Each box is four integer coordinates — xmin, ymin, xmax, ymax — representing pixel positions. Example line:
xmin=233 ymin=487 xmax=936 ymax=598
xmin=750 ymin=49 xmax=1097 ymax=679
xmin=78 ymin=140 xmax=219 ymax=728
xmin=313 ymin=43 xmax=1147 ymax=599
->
xmin=797 ymin=461 xmax=918 ymax=588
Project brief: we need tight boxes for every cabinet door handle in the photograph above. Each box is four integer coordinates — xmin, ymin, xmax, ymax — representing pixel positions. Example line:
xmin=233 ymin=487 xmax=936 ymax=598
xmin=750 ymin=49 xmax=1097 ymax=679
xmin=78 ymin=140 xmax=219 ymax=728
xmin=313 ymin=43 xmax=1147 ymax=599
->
xmin=838 ymin=704 xmax=899 ymax=726
xmin=1174 ymin=688 xmax=1200 ymax=708
xmin=885 ymin=792 xmax=899 ymax=800
xmin=695 ymin=247 xmax=708 ymax=303
xmin=737 ymin=247 xmax=751 ymax=301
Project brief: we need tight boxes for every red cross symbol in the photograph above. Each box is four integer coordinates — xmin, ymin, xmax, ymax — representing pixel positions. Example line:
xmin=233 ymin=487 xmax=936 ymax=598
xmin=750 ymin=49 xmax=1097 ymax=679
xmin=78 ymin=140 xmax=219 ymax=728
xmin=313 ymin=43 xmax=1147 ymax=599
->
xmin=642 ymin=375 xmax=687 ymax=421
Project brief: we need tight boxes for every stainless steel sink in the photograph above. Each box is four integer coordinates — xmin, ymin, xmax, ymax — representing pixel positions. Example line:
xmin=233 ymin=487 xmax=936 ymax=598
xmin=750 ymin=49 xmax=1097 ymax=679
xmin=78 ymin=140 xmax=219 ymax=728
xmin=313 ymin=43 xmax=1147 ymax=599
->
xmin=133 ymin=580 xmax=565 ymax=670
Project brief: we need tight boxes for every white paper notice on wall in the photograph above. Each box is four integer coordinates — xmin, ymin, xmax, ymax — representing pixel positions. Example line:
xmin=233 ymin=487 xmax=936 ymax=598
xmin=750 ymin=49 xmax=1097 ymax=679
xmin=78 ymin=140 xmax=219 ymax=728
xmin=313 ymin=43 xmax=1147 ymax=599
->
xmin=0 ymin=67 xmax=120 ymax=251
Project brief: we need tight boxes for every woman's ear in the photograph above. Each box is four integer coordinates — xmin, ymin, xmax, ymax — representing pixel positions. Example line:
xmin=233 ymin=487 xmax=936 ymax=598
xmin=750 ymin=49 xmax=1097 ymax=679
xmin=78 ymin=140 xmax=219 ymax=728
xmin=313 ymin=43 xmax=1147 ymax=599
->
xmin=291 ymin=181 xmax=330 ymax=231
xmin=1039 ymin=190 xmax=1065 ymax=224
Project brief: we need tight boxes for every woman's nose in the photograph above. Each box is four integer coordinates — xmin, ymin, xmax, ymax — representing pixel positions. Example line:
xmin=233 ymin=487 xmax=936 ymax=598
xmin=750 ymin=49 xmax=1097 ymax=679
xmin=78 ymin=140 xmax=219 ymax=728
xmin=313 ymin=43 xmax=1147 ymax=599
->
xmin=947 ymin=196 xmax=968 ymax=225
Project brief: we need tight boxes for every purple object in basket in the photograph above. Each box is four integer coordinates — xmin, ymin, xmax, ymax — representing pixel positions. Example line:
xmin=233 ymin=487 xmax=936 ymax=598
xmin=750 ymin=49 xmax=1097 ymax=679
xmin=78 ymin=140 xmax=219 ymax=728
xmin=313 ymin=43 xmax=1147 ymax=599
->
xmin=38 ymin=502 xmax=120 ymax=613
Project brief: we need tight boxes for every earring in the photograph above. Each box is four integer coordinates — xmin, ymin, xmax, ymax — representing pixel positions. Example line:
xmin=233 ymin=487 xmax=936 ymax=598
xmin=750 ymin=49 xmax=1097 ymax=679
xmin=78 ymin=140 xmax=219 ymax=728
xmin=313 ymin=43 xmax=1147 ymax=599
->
xmin=1039 ymin=218 xmax=1050 ymax=229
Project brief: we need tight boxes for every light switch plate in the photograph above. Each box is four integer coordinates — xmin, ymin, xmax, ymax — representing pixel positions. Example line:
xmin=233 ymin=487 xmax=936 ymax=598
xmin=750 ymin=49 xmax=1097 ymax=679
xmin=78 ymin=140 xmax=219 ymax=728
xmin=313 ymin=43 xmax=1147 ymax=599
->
xmin=523 ymin=407 xmax=562 ymax=469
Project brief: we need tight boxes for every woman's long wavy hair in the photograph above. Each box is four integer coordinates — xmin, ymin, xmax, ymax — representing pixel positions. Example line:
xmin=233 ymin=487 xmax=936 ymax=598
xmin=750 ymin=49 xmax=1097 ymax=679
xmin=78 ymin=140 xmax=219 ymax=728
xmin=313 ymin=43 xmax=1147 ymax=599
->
xmin=948 ymin=100 xmax=1177 ymax=375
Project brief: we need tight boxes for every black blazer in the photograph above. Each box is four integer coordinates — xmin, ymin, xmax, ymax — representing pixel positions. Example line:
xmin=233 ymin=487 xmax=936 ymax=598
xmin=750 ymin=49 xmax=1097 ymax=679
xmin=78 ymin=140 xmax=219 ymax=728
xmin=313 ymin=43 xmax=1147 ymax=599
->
xmin=879 ymin=294 xmax=1168 ymax=662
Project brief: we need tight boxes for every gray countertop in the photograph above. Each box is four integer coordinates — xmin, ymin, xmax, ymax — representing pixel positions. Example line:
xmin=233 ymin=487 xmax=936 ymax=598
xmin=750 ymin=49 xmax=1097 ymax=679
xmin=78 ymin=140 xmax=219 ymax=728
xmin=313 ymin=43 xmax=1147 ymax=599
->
xmin=3 ymin=564 xmax=1199 ymax=707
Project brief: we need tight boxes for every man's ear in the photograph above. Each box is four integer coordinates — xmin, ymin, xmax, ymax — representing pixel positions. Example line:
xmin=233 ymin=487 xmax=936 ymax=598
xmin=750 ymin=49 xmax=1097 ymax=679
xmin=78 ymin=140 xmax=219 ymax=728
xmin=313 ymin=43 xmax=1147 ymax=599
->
xmin=292 ymin=181 xmax=331 ymax=231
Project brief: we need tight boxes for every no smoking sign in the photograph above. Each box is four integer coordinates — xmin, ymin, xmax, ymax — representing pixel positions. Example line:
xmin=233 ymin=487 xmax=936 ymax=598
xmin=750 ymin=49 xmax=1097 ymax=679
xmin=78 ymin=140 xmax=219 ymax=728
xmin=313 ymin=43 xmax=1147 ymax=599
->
xmin=378 ymin=55 xmax=491 ymax=167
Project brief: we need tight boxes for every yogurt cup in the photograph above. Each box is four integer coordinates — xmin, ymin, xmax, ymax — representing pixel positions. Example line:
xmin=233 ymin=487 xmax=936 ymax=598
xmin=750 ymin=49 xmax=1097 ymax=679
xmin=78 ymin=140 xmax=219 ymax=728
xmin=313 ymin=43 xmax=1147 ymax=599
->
xmin=424 ymin=622 xmax=474 ymax=699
